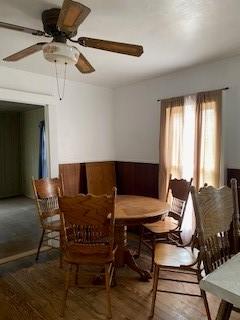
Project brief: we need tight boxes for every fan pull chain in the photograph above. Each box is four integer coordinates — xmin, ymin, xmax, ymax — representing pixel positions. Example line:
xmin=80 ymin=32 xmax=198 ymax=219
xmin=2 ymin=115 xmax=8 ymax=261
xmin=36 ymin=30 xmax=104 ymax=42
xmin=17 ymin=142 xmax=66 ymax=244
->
xmin=54 ymin=61 xmax=67 ymax=101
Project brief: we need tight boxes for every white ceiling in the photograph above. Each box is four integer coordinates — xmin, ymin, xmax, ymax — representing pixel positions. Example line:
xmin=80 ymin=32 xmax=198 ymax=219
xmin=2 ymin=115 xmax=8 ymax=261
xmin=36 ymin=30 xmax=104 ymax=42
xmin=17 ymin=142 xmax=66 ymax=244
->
xmin=1 ymin=0 xmax=240 ymax=88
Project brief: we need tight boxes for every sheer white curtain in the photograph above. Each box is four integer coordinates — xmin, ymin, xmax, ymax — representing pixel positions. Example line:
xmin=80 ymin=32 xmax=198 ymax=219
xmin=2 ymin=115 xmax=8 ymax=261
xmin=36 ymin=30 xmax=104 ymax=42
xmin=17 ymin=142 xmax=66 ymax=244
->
xmin=181 ymin=95 xmax=196 ymax=242
xmin=159 ymin=91 xmax=222 ymax=242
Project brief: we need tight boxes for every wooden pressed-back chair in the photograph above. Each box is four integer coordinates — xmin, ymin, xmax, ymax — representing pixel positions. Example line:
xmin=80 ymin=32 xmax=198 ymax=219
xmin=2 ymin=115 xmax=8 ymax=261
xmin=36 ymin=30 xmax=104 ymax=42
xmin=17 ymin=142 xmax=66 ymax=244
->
xmin=150 ymin=180 xmax=239 ymax=320
xmin=138 ymin=175 xmax=193 ymax=271
xmin=58 ymin=188 xmax=117 ymax=319
xmin=191 ymin=179 xmax=240 ymax=319
xmin=32 ymin=176 xmax=64 ymax=264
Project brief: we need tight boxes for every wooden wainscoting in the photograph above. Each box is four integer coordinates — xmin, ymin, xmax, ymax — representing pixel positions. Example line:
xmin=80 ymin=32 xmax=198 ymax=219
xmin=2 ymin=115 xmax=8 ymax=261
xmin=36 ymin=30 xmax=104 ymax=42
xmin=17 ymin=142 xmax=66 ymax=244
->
xmin=227 ymin=168 xmax=240 ymax=201
xmin=59 ymin=161 xmax=159 ymax=198
xmin=59 ymin=163 xmax=85 ymax=196
xmin=86 ymin=161 xmax=116 ymax=195
xmin=116 ymin=161 xmax=159 ymax=198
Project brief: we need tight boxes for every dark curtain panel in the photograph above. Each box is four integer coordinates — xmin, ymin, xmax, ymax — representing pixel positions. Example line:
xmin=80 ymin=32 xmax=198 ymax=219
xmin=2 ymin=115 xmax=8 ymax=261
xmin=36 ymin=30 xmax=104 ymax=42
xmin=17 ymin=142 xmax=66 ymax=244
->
xmin=39 ymin=120 xmax=48 ymax=179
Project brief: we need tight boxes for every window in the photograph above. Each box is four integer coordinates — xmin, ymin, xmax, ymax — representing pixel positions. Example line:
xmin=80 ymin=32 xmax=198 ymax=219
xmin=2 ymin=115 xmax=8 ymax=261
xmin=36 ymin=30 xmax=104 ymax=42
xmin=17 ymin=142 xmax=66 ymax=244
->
xmin=159 ymin=90 xmax=222 ymax=240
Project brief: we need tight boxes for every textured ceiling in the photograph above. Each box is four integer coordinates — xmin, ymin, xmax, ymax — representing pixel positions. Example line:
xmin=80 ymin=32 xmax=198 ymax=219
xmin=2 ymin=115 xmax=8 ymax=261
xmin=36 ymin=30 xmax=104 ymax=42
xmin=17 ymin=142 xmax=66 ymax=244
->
xmin=1 ymin=0 xmax=240 ymax=88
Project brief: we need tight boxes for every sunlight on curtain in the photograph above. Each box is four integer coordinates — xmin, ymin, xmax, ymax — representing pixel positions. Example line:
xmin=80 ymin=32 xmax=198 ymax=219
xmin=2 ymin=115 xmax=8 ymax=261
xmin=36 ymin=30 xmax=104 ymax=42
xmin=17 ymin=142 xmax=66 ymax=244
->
xmin=199 ymin=102 xmax=218 ymax=187
xmin=165 ymin=96 xmax=196 ymax=182
xmin=168 ymin=106 xmax=183 ymax=179
xmin=181 ymin=96 xmax=196 ymax=242
xmin=182 ymin=96 xmax=196 ymax=180
xmin=159 ymin=91 xmax=222 ymax=243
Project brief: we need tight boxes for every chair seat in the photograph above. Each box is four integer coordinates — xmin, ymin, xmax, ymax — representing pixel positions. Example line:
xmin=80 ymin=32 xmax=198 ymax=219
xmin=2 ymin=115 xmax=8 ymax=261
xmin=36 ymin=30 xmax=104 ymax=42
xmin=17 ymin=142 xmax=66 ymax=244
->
xmin=43 ymin=219 xmax=61 ymax=231
xmin=144 ymin=217 xmax=178 ymax=234
xmin=63 ymin=243 xmax=116 ymax=265
xmin=154 ymin=243 xmax=199 ymax=267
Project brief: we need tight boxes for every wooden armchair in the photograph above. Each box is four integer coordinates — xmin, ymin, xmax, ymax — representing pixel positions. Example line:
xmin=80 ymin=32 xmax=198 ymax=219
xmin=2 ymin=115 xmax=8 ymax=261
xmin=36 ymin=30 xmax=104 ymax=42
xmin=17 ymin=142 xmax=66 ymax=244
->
xmin=138 ymin=175 xmax=192 ymax=271
xmin=191 ymin=178 xmax=240 ymax=319
xmin=32 ymin=176 xmax=64 ymax=264
xmin=58 ymin=188 xmax=117 ymax=319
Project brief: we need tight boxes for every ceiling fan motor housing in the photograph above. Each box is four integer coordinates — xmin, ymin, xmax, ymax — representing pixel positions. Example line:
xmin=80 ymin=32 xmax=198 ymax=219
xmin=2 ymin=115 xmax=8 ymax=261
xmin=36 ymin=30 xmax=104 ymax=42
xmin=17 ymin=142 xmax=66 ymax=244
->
xmin=42 ymin=8 xmax=77 ymax=39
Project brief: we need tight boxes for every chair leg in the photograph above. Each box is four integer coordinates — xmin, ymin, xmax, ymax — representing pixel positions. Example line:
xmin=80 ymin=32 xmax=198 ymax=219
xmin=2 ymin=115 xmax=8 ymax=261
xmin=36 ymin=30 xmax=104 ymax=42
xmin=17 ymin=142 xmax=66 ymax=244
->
xmin=59 ymin=254 xmax=63 ymax=269
xmin=59 ymin=230 xmax=63 ymax=268
xmin=200 ymin=289 xmax=212 ymax=320
xmin=111 ymin=264 xmax=117 ymax=287
xmin=36 ymin=229 xmax=45 ymax=261
xmin=137 ymin=225 xmax=144 ymax=258
xmin=75 ymin=265 xmax=79 ymax=285
xmin=151 ymin=236 xmax=156 ymax=272
xmin=150 ymin=264 xmax=159 ymax=318
xmin=105 ymin=264 xmax=112 ymax=319
xmin=61 ymin=264 xmax=72 ymax=317
xmin=197 ymin=271 xmax=211 ymax=320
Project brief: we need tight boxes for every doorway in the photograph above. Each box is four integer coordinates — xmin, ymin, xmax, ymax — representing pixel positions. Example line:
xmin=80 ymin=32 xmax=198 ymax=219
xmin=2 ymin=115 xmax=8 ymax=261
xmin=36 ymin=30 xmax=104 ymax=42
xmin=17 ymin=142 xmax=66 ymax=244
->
xmin=0 ymin=101 xmax=46 ymax=261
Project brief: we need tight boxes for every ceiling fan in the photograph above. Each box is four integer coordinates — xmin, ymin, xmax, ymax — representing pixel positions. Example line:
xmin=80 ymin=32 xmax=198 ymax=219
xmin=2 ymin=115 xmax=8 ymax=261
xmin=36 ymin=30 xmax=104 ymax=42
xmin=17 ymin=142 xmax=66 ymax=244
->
xmin=0 ymin=0 xmax=144 ymax=74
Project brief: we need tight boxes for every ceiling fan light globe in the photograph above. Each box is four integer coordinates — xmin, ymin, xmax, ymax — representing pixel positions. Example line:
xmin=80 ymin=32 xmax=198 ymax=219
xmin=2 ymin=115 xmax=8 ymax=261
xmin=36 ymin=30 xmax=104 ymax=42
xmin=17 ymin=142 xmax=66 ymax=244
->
xmin=43 ymin=42 xmax=79 ymax=65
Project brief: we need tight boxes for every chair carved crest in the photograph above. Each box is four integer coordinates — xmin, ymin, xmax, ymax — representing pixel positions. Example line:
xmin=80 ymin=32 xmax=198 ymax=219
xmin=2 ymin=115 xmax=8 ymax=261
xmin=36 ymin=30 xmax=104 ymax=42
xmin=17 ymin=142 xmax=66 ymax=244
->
xmin=191 ymin=179 xmax=239 ymax=274
xmin=59 ymin=189 xmax=116 ymax=253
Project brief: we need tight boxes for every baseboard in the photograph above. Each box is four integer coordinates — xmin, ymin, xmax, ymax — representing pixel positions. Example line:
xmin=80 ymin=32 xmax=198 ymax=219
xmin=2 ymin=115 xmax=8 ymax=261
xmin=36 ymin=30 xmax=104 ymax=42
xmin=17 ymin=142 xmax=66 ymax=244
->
xmin=0 ymin=246 xmax=50 ymax=265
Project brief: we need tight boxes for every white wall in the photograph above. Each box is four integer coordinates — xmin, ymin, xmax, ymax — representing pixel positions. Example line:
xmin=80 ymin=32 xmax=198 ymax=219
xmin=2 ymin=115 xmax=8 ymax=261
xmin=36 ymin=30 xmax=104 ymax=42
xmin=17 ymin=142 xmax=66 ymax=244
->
xmin=2 ymin=54 xmax=240 ymax=176
xmin=0 ymin=65 xmax=115 ymax=170
xmin=114 ymin=55 xmax=240 ymax=170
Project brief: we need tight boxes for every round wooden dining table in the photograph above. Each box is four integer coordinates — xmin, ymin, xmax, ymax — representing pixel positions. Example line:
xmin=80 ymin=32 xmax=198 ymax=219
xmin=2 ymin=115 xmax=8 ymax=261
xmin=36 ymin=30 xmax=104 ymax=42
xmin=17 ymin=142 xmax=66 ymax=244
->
xmin=114 ymin=195 xmax=170 ymax=281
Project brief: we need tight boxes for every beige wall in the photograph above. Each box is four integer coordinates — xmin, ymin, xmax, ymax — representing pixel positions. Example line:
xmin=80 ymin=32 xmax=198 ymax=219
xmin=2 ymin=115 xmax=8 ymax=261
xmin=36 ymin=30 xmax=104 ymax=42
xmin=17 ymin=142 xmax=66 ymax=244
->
xmin=20 ymin=108 xmax=44 ymax=198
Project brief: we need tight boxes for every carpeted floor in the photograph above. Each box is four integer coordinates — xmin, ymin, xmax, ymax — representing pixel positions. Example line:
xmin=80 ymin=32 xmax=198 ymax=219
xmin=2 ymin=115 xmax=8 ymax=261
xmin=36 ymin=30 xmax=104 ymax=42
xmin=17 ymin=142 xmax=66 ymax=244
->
xmin=0 ymin=196 xmax=41 ymax=259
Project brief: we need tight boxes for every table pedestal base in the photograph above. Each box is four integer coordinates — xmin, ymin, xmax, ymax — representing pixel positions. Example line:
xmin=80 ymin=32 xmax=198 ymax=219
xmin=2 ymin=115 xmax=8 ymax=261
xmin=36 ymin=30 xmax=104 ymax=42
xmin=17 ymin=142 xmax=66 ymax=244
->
xmin=115 ymin=225 xmax=151 ymax=282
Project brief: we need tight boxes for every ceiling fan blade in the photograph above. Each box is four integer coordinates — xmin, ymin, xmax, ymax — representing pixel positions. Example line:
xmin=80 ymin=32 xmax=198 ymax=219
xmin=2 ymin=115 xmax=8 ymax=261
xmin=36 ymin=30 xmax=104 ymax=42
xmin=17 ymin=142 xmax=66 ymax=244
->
xmin=78 ymin=37 xmax=143 ymax=57
xmin=3 ymin=43 xmax=47 ymax=62
xmin=57 ymin=0 xmax=91 ymax=34
xmin=0 ymin=21 xmax=45 ymax=36
xmin=75 ymin=53 xmax=95 ymax=73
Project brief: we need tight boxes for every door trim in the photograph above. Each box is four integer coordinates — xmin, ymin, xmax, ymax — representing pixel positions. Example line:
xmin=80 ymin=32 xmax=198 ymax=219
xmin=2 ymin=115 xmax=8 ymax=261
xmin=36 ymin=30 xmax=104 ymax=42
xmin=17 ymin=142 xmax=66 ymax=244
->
xmin=0 ymin=87 xmax=58 ymax=177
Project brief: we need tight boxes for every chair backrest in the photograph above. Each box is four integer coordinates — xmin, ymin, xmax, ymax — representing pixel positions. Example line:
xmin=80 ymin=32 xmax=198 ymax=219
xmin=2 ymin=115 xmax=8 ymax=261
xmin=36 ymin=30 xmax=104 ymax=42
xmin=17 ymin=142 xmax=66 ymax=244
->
xmin=191 ymin=179 xmax=240 ymax=274
xmin=86 ymin=162 xmax=116 ymax=195
xmin=59 ymin=163 xmax=81 ymax=196
xmin=32 ymin=176 xmax=64 ymax=221
xmin=58 ymin=188 xmax=116 ymax=251
xmin=166 ymin=175 xmax=193 ymax=227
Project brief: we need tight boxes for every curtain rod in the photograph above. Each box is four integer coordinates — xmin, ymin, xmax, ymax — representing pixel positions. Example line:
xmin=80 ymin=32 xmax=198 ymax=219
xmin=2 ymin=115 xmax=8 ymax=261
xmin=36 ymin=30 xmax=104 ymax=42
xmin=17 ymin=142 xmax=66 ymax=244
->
xmin=157 ymin=87 xmax=229 ymax=102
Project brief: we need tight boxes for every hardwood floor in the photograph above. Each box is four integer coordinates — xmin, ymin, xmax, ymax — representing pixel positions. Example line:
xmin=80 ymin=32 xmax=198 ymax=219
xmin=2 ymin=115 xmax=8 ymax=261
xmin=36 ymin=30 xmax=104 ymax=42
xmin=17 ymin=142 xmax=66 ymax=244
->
xmin=0 ymin=244 xmax=239 ymax=319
